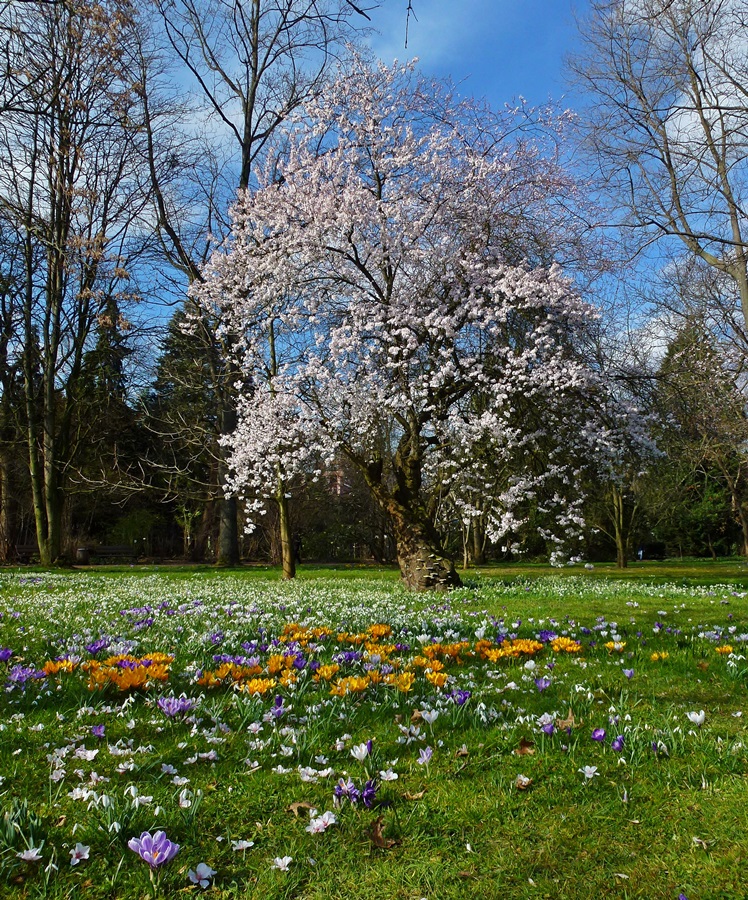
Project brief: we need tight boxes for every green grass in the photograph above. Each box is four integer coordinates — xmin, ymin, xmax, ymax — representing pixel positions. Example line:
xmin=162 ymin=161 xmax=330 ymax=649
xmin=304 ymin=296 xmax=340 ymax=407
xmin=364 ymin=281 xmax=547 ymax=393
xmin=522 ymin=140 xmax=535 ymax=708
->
xmin=0 ymin=568 xmax=746 ymax=898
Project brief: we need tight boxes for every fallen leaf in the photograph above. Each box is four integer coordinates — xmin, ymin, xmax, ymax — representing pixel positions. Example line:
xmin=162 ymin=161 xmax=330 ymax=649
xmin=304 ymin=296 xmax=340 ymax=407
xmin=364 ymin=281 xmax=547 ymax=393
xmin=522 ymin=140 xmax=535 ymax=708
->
xmin=515 ymin=774 xmax=532 ymax=790
xmin=514 ymin=738 xmax=535 ymax=756
xmin=613 ymin=873 xmax=630 ymax=880
xmin=455 ymin=744 xmax=469 ymax=758
xmin=55 ymin=815 xmax=67 ymax=828
xmin=370 ymin=816 xmax=396 ymax=849
xmin=287 ymin=801 xmax=315 ymax=818
xmin=696 ymin=660 xmax=709 ymax=671
xmin=404 ymin=790 xmax=426 ymax=800
xmin=556 ymin=709 xmax=580 ymax=730
xmin=693 ymin=836 xmax=709 ymax=849
xmin=411 ymin=709 xmax=423 ymax=723
xmin=458 ymin=871 xmax=476 ymax=879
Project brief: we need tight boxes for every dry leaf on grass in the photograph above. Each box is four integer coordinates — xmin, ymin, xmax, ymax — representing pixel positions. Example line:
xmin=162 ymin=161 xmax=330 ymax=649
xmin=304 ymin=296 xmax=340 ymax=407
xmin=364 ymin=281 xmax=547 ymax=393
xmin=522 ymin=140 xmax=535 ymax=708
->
xmin=455 ymin=744 xmax=469 ymax=758
xmin=404 ymin=789 xmax=426 ymax=800
xmin=514 ymin=738 xmax=535 ymax=756
xmin=287 ymin=801 xmax=315 ymax=817
xmin=556 ymin=709 xmax=579 ymax=730
xmin=369 ymin=816 xmax=396 ymax=849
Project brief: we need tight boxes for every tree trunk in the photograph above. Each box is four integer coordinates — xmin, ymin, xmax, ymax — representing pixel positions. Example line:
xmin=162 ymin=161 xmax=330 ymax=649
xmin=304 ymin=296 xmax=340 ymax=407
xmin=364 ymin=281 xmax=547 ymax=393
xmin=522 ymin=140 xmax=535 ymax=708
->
xmin=277 ymin=484 xmax=296 ymax=580
xmin=736 ymin=505 xmax=748 ymax=558
xmin=472 ymin=520 xmax=486 ymax=565
xmin=611 ymin=484 xmax=629 ymax=570
xmin=0 ymin=451 xmax=17 ymax=563
xmin=216 ymin=405 xmax=239 ymax=566
xmin=389 ymin=508 xmax=461 ymax=591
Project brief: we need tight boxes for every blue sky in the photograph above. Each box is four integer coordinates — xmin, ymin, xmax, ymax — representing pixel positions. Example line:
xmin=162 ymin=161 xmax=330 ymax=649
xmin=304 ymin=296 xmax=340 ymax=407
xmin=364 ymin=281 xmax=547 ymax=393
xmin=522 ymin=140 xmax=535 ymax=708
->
xmin=367 ymin=0 xmax=589 ymax=110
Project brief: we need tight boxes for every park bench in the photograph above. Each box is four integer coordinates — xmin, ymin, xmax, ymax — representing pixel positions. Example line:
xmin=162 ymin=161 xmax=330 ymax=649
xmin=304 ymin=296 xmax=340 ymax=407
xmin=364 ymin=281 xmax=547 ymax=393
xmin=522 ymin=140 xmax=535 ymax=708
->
xmin=75 ymin=545 xmax=137 ymax=564
xmin=15 ymin=544 xmax=39 ymax=563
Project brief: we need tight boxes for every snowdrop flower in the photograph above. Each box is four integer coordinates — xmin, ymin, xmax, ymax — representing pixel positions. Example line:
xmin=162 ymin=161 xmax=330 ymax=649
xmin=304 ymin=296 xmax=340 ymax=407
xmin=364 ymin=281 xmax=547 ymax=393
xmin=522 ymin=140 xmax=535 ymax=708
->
xmin=272 ymin=856 xmax=292 ymax=871
xmin=188 ymin=862 xmax=216 ymax=888
xmin=686 ymin=710 xmax=705 ymax=727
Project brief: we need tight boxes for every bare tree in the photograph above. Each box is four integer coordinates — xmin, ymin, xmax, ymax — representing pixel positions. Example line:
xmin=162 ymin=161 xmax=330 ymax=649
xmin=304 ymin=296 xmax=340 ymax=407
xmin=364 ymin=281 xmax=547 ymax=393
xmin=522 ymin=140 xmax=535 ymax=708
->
xmin=0 ymin=0 xmax=151 ymax=565
xmin=571 ymin=0 xmax=748 ymax=329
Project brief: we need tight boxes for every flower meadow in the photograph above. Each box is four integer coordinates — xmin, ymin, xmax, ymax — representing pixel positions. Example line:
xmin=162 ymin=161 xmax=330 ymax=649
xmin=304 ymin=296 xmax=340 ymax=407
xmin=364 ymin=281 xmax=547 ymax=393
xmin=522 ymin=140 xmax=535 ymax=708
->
xmin=0 ymin=571 xmax=746 ymax=899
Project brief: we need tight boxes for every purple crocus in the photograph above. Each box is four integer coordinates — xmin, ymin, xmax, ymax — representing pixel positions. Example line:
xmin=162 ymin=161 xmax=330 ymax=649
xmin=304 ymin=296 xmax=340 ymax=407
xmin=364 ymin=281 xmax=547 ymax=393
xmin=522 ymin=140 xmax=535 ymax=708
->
xmin=591 ymin=728 xmax=606 ymax=742
xmin=611 ymin=735 xmax=625 ymax=752
xmin=417 ymin=746 xmax=433 ymax=766
xmin=362 ymin=778 xmax=378 ymax=808
xmin=85 ymin=638 xmax=110 ymax=656
xmin=541 ymin=722 xmax=555 ymax=736
xmin=0 ymin=647 xmax=13 ymax=663
xmin=128 ymin=831 xmax=179 ymax=867
xmin=157 ymin=695 xmax=196 ymax=718
xmin=333 ymin=777 xmax=361 ymax=806
xmin=91 ymin=725 xmax=105 ymax=739
xmin=270 ymin=695 xmax=287 ymax=719
xmin=448 ymin=688 xmax=471 ymax=706
xmin=534 ymin=676 xmax=552 ymax=693
xmin=623 ymin=668 xmax=634 ymax=679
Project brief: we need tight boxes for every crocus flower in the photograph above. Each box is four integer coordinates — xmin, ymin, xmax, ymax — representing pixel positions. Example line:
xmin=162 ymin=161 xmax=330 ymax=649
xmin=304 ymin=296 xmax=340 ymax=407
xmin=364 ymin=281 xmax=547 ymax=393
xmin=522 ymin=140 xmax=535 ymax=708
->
xmin=306 ymin=810 xmax=337 ymax=833
xmin=686 ymin=710 xmax=705 ymax=727
xmin=623 ymin=668 xmax=634 ymax=679
xmin=69 ymin=843 xmax=90 ymax=866
xmin=333 ymin=777 xmax=360 ymax=805
xmin=417 ymin=746 xmax=433 ymax=766
xmin=534 ymin=676 xmax=552 ymax=692
xmin=128 ymin=831 xmax=180 ymax=867
xmin=231 ymin=840 xmax=254 ymax=852
xmin=591 ymin=728 xmax=606 ymax=742
xmin=188 ymin=862 xmax=216 ymax=888
xmin=611 ymin=735 xmax=625 ymax=752
xmin=17 ymin=847 xmax=43 ymax=862
xmin=579 ymin=765 xmax=598 ymax=780
xmin=362 ymin=778 xmax=378 ymax=808
xmin=157 ymin=695 xmax=195 ymax=718
xmin=350 ymin=742 xmax=370 ymax=762
xmin=271 ymin=695 xmax=287 ymax=718
xmin=272 ymin=856 xmax=292 ymax=871
xmin=448 ymin=688 xmax=471 ymax=706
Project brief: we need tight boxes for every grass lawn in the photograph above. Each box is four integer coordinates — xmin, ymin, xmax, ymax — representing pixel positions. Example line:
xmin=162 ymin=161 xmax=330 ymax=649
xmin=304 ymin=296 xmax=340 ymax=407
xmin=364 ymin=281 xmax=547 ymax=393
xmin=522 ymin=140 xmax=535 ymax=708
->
xmin=0 ymin=565 xmax=746 ymax=899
